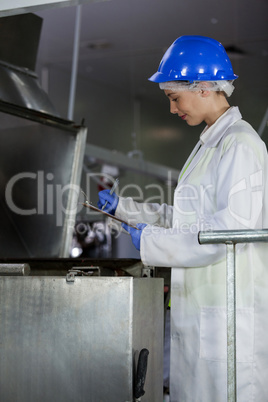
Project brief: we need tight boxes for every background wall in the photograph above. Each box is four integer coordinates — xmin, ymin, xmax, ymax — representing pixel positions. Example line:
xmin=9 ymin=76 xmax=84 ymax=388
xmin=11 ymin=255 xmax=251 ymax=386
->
xmin=34 ymin=0 xmax=268 ymax=172
xmin=7 ymin=0 xmax=265 ymax=257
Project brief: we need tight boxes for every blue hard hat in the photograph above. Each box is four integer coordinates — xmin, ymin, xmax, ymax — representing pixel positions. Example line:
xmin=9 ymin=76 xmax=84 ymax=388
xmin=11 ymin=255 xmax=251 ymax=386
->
xmin=149 ymin=35 xmax=238 ymax=83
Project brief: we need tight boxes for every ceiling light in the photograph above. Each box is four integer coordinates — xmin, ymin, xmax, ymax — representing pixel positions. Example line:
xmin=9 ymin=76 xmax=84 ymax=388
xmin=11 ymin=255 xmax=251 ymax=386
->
xmin=211 ymin=18 xmax=218 ymax=24
xmin=87 ymin=39 xmax=112 ymax=50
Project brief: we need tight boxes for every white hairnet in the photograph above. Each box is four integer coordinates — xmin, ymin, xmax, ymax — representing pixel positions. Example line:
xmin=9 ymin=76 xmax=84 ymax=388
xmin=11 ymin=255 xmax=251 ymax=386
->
xmin=159 ymin=80 xmax=235 ymax=97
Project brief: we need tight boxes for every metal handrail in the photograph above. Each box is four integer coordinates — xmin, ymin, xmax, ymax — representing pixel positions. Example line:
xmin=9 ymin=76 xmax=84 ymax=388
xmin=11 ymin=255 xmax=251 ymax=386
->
xmin=198 ymin=229 xmax=268 ymax=402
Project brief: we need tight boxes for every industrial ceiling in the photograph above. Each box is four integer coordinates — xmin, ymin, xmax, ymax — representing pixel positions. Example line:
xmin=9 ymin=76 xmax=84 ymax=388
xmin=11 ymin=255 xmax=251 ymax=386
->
xmin=1 ymin=0 xmax=268 ymax=164
xmin=34 ymin=0 xmax=268 ymax=101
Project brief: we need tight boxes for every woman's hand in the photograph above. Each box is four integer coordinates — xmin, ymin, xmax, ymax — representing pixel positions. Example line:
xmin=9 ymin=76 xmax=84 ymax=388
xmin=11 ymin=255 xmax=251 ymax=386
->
xmin=121 ymin=223 xmax=147 ymax=251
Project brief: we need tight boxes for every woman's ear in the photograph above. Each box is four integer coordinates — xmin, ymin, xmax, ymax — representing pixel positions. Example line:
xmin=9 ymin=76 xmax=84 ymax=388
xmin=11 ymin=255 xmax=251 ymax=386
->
xmin=200 ymin=89 xmax=211 ymax=97
xmin=198 ymin=82 xmax=211 ymax=97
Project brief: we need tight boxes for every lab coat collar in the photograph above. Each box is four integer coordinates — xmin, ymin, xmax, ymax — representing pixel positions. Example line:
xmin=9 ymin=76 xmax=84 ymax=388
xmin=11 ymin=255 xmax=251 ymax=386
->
xmin=200 ymin=106 xmax=242 ymax=147
xmin=177 ymin=106 xmax=242 ymax=184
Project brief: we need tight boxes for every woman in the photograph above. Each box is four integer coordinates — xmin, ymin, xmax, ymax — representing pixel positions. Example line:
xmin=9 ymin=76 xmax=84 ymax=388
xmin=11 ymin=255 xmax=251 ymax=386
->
xmin=98 ymin=36 xmax=268 ymax=401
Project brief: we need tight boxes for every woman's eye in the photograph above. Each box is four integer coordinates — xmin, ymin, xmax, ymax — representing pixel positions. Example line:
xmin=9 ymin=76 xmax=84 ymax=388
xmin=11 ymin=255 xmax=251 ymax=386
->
xmin=172 ymin=98 xmax=178 ymax=102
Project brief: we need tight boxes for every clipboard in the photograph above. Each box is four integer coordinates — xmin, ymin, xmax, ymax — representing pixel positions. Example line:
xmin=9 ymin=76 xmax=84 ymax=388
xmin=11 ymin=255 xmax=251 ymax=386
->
xmin=81 ymin=203 xmax=140 ymax=230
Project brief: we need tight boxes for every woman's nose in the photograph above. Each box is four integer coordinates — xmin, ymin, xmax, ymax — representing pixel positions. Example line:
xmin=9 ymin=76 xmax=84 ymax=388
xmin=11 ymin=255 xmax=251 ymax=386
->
xmin=170 ymin=101 xmax=178 ymax=114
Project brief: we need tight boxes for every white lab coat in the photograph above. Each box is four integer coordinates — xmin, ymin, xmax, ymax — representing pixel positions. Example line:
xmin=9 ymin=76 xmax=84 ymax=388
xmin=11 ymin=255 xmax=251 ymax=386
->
xmin=115 ymin=107 xmax=268 ymax=401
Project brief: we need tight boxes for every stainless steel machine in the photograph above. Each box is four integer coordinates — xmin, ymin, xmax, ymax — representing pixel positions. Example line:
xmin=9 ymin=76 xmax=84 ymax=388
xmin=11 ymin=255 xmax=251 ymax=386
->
xmin=0 ymin=14 xmax=165 ymax=401
xmin=0 ymin=99 xmax=165 ymax=398
xmin=0 ymin=102 xmax=87 ymax=258
xmin=0 ymin=263 xmax=164 ymax=402
xmin=0 ymin=13 xmax=87 ymax=258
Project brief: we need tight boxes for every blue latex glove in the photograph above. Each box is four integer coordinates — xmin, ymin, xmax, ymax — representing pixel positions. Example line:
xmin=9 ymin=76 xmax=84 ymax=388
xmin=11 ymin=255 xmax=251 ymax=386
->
xmin=97 ymin=189 xmax=119 ymax=215
xmin=121 ymin=223 xmax=147 ymax=251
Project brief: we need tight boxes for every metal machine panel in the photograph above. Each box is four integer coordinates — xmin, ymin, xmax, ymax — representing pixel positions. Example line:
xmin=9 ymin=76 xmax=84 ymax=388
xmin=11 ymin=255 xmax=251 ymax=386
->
xmin=0 ymin=103 xmax=87 ymax=258
xmin=0 ymin=276 xmax=163 ymax=402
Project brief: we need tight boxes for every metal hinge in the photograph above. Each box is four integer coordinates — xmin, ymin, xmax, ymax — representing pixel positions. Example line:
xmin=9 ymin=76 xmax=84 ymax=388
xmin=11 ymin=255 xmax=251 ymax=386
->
xmin=141 ymin=266 xmax=155 ymax=278
xmin=66 ymin=266 xmax=100 ymax=282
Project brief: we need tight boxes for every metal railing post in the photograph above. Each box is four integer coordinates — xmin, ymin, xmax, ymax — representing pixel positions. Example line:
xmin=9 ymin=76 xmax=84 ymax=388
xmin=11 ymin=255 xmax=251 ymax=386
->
xmin=226 ymin=243 xmax=237 ymax=402
xmin=198 ymin=229 xmax=268 ymax=402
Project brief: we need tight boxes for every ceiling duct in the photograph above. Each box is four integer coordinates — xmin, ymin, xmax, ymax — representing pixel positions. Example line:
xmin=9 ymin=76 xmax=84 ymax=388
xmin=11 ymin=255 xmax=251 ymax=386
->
xmin=0 ymin=13 xmax=58 ymax=116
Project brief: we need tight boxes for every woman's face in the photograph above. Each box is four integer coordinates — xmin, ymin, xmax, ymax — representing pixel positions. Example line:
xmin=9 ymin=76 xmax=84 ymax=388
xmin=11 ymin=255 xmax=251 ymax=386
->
xmin=164 ymin=89 xmax=207 ymax=126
